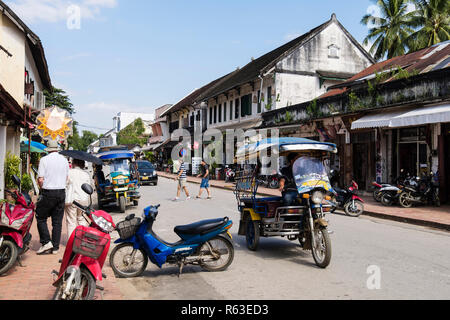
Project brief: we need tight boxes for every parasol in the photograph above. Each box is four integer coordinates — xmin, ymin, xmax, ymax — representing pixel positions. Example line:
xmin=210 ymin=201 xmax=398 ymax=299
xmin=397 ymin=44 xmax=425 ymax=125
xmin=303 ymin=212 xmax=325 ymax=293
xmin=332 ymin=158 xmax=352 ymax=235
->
xmin=60 ymin=150 xmax=103 ymax=166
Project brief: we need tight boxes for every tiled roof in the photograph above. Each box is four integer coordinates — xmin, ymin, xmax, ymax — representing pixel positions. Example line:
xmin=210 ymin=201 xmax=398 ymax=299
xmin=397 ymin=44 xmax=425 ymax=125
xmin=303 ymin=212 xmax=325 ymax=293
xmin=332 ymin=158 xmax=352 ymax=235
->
xmin=321 ymin=41 xmax=450 ymax=99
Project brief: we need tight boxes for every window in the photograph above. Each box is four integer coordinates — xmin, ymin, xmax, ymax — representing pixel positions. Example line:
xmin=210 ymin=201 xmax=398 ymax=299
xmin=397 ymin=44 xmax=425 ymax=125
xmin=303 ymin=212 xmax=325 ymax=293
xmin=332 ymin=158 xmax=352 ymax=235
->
xmin=218 ymin=104 xmax=222 ymax=122
xmin=266 ymin=86 xmax=272 ymax=111
xmin=328 ymin=44 xmax=340 ymax=59
xmin=209 ymin=107 xmax=212 ymax=125
xmin=230 ymin=101 xmax=233 ymax=120
xmin=214 ymin=105 xmax=217 ymax=124
xmin=223 ymin=102 xmax=227 ymax=122
xmin=257 ymin=90 xmax=262 ymax=113
xmin=241 ymin=94 xmax=252 ymax=117
xmin=196 ymin=110 xmax=201 ymax=122
xmin=235 ymin=99 xmax=240 ymax=119
xmin=190 ymin=113 xmax=194 ymax=127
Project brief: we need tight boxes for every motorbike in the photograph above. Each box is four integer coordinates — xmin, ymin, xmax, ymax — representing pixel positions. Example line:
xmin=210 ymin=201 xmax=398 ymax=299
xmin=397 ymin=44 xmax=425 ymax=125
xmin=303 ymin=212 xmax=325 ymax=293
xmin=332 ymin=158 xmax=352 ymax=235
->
xmin=52 ymin=183 xmax=115 ymax=300
xmin=0 ymin=175 xmax=35 ymax=276
xmin=109 ymin=205 xmax=234 ymax=278
xmin=225 ymin=166 xmax=236 ymax=183
xmin=330 ymin=180 xmax=364 ymax=217
xmin=379 ymin=171 xmax=413 ymax=206
xmin=398 ymin=173 xmax=440 ymax=208
xmin=257 ymin=174 xmax=280 ymax=189
xmin=371 ymin=181 xmax=392 ymax=202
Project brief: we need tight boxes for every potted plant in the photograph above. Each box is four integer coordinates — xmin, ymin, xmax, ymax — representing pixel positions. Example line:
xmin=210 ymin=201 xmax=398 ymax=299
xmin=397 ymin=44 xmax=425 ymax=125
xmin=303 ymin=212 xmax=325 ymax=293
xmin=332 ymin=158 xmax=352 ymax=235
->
xmin=4 ymin=151 xmax=21 ymax=192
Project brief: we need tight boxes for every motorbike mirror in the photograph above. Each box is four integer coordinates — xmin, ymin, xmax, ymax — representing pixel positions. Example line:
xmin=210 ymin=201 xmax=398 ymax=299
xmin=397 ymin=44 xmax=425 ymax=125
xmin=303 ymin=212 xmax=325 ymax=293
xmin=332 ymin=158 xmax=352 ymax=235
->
xmin=81 ymin=183 xmax=94 ymax=195
xmin=12 ymin=175 xmax=21 ymax=188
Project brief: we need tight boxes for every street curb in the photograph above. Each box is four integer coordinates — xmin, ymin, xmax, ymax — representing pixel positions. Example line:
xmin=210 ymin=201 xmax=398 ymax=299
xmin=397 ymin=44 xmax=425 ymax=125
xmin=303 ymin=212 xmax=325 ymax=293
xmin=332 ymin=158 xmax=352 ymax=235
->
xmin=361 ymin=210 xmax=450 ymax=232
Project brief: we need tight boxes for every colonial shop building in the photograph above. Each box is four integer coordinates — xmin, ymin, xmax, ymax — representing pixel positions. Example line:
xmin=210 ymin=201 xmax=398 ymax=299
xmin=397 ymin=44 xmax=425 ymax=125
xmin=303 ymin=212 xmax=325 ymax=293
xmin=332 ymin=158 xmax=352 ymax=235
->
xmin=0 ymin=0 xmax=52 ymax=197
xmin=262 ymin=41 xmax=450 ymax=203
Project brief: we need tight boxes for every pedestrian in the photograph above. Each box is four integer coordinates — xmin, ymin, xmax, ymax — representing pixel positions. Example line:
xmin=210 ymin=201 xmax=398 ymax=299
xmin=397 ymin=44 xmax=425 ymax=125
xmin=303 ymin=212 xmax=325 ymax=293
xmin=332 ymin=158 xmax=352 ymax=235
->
xmin=36 ymin=140 xmax=69 ymax=255
xmin=196 ymin=160 xmax=212 ymax=200
xmin=173 ymin=152 xmax=191 ymax=201
xmin=65 ymin=159 xmax=92 ymax=237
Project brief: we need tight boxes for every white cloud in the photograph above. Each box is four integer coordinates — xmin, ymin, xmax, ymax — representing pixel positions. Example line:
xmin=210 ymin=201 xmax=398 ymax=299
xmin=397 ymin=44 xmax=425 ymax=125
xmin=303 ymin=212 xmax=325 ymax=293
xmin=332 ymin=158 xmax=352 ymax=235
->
xmin=5 ymin=0 xmax=118 ymax=24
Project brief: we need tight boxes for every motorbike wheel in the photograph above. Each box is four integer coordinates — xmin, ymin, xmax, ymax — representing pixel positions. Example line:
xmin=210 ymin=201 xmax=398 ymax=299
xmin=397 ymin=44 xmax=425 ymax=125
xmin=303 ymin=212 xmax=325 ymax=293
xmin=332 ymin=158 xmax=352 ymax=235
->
xmin=199 ymin=235 xmax=234 ymax=272
xmin=0 ymin=240 xmax=18 ymax=275
xmin=245 ymin=220 xmax=260 ymax=251
xmin=52 ymin=269 xmax=96 ymax=300
xmin=119 ymin=196 xmax=126 ymax=213
xmin=344 ymin=200 xmax=364 ymax=217
xmin=109 ymin=243 xmax=148 ymax=278
xmin=373 ymin=190 xmax=382 ymax=202
xmin=381 ymin=193 xmax=393 ymax=206
xmin=311 ymin=228 xmax=332 ymax=269
xmin=399 ymin=192 xmax=413 ymax=208
xmin=269 ymin=178 xmax=280 ymax=189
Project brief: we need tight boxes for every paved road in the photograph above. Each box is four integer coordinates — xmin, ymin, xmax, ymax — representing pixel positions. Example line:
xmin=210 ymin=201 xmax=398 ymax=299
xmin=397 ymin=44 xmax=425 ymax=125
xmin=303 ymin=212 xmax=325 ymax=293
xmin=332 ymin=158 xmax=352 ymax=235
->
xmin=106 ymin=178 xmax=450 ymax=300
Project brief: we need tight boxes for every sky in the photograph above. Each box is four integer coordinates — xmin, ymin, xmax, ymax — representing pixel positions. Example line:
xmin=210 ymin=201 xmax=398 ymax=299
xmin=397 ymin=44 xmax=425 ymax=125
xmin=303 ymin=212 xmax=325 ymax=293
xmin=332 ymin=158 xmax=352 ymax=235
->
xmin=5 ymin=0 xmax=381 ymax=134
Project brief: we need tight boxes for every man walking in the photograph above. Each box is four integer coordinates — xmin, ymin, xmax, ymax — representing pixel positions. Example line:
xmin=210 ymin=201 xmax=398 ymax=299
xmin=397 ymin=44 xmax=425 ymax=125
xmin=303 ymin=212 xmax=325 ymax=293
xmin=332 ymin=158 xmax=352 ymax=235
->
xmin=196 ymin=160 xmax=211 ymax=199
xmin=36 ymin=140 xmax=69 ymax=255
xmin=65 ymin=159 xmax=91 ymax=237
xmin=174 ymin=155 xmax=191 ymax=201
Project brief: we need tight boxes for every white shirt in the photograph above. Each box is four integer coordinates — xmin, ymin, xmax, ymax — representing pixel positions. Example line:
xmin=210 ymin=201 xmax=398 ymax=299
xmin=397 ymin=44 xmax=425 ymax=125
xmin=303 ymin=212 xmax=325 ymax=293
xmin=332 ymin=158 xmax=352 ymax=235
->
xmin=66 ymin=167 xmax=92 ymax=205
xmin=38 ymin=152 xmax=69 ymax=190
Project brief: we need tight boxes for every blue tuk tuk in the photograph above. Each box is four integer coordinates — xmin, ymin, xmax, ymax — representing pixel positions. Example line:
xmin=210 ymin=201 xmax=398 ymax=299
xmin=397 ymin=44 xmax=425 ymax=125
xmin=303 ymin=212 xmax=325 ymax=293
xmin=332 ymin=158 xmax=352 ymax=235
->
xmin=95 ymin=150 xmax=141 ymax=213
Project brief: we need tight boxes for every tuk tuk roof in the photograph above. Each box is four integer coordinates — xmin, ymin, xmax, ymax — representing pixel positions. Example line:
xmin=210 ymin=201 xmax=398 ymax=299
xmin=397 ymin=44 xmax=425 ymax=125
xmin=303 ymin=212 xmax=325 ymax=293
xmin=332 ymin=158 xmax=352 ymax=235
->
xmin=236 ymin=137 xmax=337 ymax=157
xmin=97 ymin=150 xmax=135 ymax=161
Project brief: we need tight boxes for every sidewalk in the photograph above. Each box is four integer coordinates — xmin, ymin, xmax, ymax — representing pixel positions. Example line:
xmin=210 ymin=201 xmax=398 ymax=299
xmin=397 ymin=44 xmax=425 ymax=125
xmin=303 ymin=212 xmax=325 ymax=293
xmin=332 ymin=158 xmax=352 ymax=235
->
xmin=158 ymin=171 xmax=450 ymax=231
xmin=0 ymin=214 xmax=124 ymax=300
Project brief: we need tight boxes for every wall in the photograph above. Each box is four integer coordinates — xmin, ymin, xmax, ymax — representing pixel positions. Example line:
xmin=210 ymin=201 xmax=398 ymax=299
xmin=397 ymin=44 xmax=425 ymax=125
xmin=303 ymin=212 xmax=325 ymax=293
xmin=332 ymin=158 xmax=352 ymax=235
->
xmin=275 ymin=22 xmax=373 ymax=109
xmin=0 ymin=12 xmax=26 ymax=106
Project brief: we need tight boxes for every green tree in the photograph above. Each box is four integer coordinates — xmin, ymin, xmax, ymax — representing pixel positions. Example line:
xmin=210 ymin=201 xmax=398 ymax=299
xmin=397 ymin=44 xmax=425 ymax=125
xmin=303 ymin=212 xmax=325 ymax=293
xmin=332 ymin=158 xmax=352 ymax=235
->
xmin=117 ymin=118 xmax=148 ymax=146
xmin=362 ymin=0 xmax=417 ymax=60
xmin=407 ymin=0 xmax=450 ymax=51
xmin=43 ymin=87 xmax=75 ymax=115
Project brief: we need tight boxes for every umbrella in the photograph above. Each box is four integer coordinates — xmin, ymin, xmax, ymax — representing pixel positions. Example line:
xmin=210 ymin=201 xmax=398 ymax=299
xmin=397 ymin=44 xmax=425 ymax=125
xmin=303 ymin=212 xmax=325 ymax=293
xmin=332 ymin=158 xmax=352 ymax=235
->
xmin=60 ymin=150 xmax=103 ymax=166
xmin=20 ymin=137 xmax=48 ymax=154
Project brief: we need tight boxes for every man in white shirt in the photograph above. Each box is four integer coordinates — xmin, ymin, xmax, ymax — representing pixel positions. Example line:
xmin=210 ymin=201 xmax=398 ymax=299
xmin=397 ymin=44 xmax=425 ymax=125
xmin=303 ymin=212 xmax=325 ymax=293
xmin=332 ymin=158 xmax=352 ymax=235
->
xmin=36 ymin=140 xmax=69 ymax=255
xmin=65 ymin=159 xmax=91 ymax=237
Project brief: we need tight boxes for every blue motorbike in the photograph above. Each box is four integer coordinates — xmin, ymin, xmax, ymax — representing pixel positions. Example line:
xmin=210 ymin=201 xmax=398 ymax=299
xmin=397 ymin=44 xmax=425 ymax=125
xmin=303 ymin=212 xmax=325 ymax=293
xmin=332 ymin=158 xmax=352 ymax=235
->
xmin=109 ymin=205 xmax=235 ymax=277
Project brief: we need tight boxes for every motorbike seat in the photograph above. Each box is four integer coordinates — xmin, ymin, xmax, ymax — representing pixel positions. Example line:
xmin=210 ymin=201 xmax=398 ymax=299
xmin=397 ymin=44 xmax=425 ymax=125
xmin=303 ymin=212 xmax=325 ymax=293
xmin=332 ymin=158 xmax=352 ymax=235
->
xmin=174 ymin=218 xmax=228 ymax=236
xmin=334 ymin=187 xmax=348 ymax=194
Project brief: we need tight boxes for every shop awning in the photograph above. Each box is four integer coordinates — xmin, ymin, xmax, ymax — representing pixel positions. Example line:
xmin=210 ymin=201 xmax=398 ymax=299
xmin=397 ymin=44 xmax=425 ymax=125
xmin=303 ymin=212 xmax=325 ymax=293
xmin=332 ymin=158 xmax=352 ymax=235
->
xmin=351 ymin=104 xmax=450 ymax=130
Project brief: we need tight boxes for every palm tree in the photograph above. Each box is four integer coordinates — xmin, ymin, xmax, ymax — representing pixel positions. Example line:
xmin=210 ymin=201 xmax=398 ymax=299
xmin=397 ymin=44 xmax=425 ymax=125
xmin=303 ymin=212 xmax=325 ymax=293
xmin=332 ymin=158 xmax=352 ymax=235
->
xmin=407 ymin=0 xmax=450 ymax=51
xmin=361 ymin=0 xmax=417 ymax=61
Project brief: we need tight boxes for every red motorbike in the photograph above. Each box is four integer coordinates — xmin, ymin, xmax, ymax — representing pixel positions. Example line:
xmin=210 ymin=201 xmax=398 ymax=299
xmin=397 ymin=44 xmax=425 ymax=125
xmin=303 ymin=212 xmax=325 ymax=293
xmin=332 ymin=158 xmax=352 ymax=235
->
xmin=52 ymin=183 xmax=115 ymax=300
xmin=0 ymin=175 xmax=35 ymax=276
xmin=331 ymin=180 xmax=365 ymax=217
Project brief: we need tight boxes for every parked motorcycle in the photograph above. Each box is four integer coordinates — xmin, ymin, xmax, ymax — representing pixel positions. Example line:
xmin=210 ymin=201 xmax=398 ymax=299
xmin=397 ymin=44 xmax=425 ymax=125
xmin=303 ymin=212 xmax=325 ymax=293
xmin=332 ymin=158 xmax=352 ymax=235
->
xmin=372 ymin=181 xmax=392 ymax=202
xmin=331 ymin=180 xmax=365 ymax=217
xmin=257 ymin=175 xmax=280 ymax=189
xmin=109 ymin=204 xmax=234 ymax=278
xmin=0 ymin=175 xmax=35 ymax=276
xmin=398 ymin=173 xmax=440 ymax=208
xmin=52 ymin=183 xmax=115 ymax=300
xmin=373 ymin=169 xmax=408 ymax=203
xmin=225 ymin=166 xmax=236 ymax=183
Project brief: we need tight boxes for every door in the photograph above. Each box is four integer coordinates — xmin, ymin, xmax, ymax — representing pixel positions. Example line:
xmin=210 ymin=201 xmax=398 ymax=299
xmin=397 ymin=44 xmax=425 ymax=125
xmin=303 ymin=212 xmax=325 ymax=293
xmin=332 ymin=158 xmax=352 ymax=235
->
xmin=353 ymin=143 xmax=368 ymax=190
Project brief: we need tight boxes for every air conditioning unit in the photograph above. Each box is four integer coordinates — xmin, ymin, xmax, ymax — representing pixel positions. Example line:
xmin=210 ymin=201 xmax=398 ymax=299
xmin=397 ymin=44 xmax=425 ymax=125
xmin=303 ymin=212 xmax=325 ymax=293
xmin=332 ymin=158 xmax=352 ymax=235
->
xmin=34 ymin=91 xmax=46 ymax=110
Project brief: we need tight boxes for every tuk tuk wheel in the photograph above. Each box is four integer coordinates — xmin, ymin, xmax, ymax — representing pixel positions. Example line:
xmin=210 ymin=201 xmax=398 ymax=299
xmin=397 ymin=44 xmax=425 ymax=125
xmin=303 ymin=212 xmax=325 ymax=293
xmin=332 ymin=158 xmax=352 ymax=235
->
xmin=311 ymin=228 xmax=332 ymax=269
xmin=246 ymin=220 xmax=260 ymax=251
xmin=119 ymin=196 xmax=126 ymax=213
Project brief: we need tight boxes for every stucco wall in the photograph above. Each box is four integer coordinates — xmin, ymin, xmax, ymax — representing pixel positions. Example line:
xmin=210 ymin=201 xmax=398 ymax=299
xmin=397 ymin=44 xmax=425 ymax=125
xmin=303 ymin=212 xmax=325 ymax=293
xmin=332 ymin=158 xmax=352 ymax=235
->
xmin=0 ymin=13 xmax=26 ymax=106
xmin=275 ymin=22 xmax=373 ymax=109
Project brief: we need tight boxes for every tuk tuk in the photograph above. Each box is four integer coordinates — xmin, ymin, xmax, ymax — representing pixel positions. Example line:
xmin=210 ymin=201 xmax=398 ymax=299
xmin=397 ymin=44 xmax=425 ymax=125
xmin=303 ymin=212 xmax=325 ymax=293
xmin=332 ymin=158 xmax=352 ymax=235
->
xmin=234 ymin=137 xmax=337 ymax=268
xmin=95 ymin=150 xmax=141 ymax=213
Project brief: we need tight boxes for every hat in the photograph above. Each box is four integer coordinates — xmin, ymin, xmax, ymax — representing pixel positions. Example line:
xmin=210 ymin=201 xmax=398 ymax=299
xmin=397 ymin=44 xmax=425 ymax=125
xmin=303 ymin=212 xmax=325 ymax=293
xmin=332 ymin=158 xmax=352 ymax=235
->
xmin=45 ymin=140 xmax=61 ymax=152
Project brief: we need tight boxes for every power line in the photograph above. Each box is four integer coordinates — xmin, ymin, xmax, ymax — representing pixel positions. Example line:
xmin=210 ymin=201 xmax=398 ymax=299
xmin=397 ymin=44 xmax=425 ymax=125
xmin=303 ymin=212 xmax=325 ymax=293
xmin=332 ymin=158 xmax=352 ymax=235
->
xmin=77 ymin=124 xmax=112 ymax=131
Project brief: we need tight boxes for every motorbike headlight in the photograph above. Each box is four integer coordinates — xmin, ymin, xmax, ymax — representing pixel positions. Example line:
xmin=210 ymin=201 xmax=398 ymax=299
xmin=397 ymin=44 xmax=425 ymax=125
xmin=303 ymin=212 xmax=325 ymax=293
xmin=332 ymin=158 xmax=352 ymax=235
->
xmin=311 ymin=191 xmax=324 ymax=204
xmin=91 ymin=214 xmax=114 ymax=233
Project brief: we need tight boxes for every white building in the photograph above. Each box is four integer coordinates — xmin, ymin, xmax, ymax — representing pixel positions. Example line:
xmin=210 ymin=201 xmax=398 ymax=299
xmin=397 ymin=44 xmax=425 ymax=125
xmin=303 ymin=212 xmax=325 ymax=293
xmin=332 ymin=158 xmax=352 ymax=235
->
xmin=0 ymin=0 xmax=51 ymax=197
xmin=113 ymin=112 xmax=155 ymax=133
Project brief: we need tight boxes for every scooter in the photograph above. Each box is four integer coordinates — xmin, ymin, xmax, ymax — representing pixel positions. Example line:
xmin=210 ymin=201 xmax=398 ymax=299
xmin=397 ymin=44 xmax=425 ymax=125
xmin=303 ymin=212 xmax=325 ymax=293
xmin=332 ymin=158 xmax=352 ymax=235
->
xmin=225 ymin=166 xmax=235 ymax=183
xmin=331 ymin=180 xmax=364 ymax=217
xmin=52 ymin=183 xmax=115 ymax=300
xmin=109 ymin=204 xmax=234 ymax=278
xmin=0 ymin=175 xmax=35 ymax=276
xmin=398 ymin=172 xmax=440 ymax=208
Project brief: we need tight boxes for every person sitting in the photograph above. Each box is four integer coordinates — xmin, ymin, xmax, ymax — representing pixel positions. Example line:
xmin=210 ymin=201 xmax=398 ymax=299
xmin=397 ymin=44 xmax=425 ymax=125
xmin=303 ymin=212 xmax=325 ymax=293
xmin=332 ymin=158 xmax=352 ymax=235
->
xmin=279 ymin=153 xmax=300 ymax=207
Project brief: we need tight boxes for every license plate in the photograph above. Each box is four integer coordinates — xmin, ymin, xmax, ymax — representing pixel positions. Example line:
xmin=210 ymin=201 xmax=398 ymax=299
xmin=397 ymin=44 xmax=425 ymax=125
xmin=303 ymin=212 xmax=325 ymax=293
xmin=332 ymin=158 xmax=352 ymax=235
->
xmin=118 ymin=179 xmax=125 ymax=184
xmin=142 ymin=177 xmax=149 ymax=180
